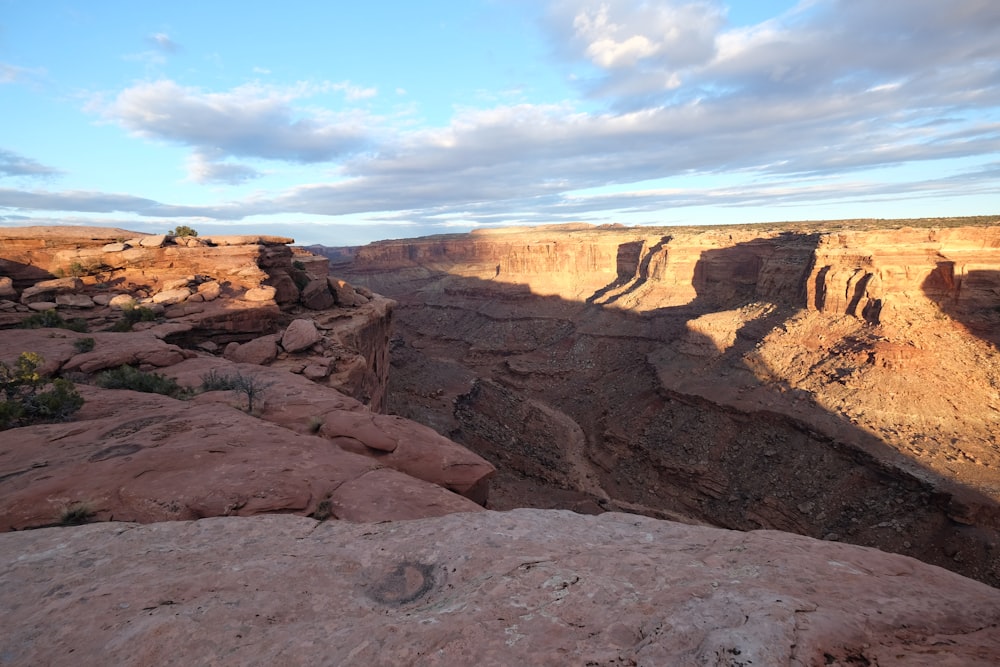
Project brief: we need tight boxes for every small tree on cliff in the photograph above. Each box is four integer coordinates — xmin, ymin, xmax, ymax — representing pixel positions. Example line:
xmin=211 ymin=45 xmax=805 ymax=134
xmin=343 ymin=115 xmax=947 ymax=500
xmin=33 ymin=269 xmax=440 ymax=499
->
xmin=169 ymin=225 xmax=198 ymax=237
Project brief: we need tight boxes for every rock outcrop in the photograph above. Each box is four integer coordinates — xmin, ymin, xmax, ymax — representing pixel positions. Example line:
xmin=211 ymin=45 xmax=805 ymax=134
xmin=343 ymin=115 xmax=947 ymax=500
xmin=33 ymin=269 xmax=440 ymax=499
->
xmin=2 ymin=510 xmax=999 ymax=666
xmin=338 ymin=218 xmax=1000 ymax=586
xmin=0 ymin=226 xmax=389 ymax=409
xmin=0 ymin=227 xmax=495 ymax=528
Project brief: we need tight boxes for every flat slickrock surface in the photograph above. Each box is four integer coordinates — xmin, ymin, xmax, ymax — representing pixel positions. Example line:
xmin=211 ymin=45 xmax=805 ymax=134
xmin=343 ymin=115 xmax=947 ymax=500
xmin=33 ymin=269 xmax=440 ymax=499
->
xmin=2 ymin=509 xmax=998 ymax=666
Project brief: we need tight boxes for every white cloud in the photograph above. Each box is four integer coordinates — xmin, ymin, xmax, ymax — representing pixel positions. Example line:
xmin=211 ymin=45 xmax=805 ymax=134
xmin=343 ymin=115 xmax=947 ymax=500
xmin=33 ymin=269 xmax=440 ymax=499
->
xmin=186 ymin=151 xmax=261 ymax=185
xmin=101 ymin=79 xmax=373 ymax=163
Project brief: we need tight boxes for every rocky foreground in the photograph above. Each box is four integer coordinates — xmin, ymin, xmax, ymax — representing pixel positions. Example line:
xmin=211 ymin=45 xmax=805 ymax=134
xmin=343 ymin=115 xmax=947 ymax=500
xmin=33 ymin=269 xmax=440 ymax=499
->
xmin=2 ymin=510 xmax=999 ymax=666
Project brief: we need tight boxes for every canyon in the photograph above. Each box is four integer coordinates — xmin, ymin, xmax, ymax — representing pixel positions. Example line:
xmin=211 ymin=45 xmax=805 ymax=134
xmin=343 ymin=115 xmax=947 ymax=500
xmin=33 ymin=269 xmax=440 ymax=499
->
xmin=337 ymin=217 xmax=1000 ymax=587
xmin=3 ymin=221 xmax=1000 ymax=664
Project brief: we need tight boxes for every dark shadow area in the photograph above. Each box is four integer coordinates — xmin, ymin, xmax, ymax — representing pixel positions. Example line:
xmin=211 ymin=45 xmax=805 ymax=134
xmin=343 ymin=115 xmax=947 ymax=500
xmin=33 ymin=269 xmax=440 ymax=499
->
xmin=343 ymin=233 xmax=1000 ymax=587
xmin=923 ymin=264 xmax=1000 ymax=348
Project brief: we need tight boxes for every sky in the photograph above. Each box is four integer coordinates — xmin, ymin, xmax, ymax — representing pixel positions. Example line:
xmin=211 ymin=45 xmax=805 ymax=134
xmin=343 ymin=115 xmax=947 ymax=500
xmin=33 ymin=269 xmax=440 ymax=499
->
xmin=1 ymin=0 xmax=998 ymax=246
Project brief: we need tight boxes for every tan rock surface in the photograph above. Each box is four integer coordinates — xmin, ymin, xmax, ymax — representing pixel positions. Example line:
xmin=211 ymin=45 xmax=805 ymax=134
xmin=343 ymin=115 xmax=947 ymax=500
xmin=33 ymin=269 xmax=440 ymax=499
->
xmin=2 ymin=510 xmax=999 ymax=666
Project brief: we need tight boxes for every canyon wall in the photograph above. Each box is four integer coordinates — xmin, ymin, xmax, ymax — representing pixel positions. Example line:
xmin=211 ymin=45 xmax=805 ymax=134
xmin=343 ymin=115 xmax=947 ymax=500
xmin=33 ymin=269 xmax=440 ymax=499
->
xmin=340 ymin=219 xmax=1000 ymax=585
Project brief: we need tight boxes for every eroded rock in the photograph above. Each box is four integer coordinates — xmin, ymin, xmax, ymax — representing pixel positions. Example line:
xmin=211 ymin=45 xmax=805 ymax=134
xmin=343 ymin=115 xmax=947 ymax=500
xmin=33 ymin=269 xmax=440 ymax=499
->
xmin=1 ymin=510 xmax=998 ymax=666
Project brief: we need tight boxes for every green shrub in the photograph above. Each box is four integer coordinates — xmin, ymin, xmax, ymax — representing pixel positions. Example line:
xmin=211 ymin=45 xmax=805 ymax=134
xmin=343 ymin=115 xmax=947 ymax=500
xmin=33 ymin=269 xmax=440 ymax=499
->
xmin=0 ymin=352 xmax=84 ymax=430
xmin=20 ymin=310 xmax=89 ymax=333
xmin=108 ymin=305 xmax=157 ymax=332
xmin=170 ymin=225 xmax=198 ymax=237
xmin=96 ymin=365 xmax=184 ymax=397
xmin=73 ymin=337 xmax=96 ymax=353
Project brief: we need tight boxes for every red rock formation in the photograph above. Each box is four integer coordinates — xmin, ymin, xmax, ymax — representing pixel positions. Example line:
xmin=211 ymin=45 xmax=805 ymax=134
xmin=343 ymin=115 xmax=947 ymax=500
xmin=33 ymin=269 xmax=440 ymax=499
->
xmin=339 ymin=218 xmax=1000 ymax=586
xmin=2 ymin=510 xmax=999 ymax=665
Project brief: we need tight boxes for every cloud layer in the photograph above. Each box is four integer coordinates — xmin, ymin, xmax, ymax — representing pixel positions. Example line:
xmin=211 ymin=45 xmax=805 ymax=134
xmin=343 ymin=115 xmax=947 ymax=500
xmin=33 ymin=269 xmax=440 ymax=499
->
xmin=3 ymin=0 xmax=999 ymax=242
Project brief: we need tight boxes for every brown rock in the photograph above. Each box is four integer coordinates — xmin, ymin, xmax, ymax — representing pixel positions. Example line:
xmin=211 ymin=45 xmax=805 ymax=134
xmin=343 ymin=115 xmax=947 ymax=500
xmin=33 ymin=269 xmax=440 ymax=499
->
xmin=101 ymin=242 xmax=127 ymax=252
xmin=267 ymin=273 xmax=301 ymax=304
xmin=26 ymin=301 xmax=57 ymax=311
xmin=138 ymin=234 xmax=167 ymax=248
xmin=300 ymin=278 xmax=335 ymax=310
xmin=0 ymin=385 xmax=481 ymax=531
xmin=329 ymin=277 xmax=370 ymax=306
xmin=281 ymin=318 xmax=321 ymax=353
xmin=243 ymin=285 xmax=276 ymax=302
xmin=196 ymin=280 xmax=221 ymax=301
xmin=54 ymin=294 xmax=95 ymax=308
xmin=224 ymin=334 xmax=279 ymax=365
xmin=60 ymin=333 xmax=194 ymax=373
xmin=108 ymin=293 xmax=136 ymax=309
xmin=1 ymin=510 xmax=999 ymax=666
xmin=151 ymin=287 xmax=191 ymax=305
xmin=0 ymin=276 xmax=15 ymax=298
xmin=19 ymin=277 xmax=83 ymax=304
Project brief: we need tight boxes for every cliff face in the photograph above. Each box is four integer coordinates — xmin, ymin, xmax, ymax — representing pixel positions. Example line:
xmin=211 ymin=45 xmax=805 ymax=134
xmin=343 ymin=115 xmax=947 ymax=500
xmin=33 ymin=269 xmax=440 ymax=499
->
xmin=341 ymin=220 xmax=1000 ymax=586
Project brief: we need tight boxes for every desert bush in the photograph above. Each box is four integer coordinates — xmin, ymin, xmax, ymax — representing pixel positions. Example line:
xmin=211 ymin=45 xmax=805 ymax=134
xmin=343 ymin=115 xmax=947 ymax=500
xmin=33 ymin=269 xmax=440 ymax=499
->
xmin=20 ymin=310 xmax=89 ymax=333
xmin=58 ymin=502 xmax=95 ymax=526
xmin=108 ymin=304 xmax=157 ymax=332
xmin=73 ymin=337 xmax=96 ymax=353
xmin=96 ymin=365 xmax=184 ymax=397
xmin=0 ymin=352 xmax=84 ymax=430
xmin=170 ymin=225 xmax=198 ymax=237
xmin=200 ymin=368 xmax=241 ymax=391
xmin=199 ymin=369 xmax=272 ymax=412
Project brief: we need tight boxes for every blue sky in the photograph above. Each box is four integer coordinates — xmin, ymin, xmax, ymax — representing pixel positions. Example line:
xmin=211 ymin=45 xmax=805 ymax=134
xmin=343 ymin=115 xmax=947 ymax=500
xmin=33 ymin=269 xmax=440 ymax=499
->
xmin=1 ymin=0 xmax=998 ymax=246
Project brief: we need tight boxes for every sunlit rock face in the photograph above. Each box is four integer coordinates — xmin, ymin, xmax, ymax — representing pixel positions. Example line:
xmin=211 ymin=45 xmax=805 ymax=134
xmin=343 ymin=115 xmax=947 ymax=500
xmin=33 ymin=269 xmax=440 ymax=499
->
xmin=0 ymin=226 xmax=496 ymax=528
xmin=338 ymin=218 xmax=1000 ymax=586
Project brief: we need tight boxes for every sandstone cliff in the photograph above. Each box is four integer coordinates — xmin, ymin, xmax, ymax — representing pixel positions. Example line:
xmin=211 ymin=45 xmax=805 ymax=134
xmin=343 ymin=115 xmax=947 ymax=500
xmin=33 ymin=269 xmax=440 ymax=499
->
xmin=340 ymin=218 xmax=1000 ymax=586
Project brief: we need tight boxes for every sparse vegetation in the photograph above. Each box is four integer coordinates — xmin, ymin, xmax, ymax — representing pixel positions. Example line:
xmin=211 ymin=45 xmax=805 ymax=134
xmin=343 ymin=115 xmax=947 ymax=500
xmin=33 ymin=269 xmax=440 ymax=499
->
xmin=170 ymin=225 xmax=198 ymax=237
xmin=309 ymin=498 xmax=334 ymax=521
xmin=307 ymin=415 xmax=324 ymax=434
xmin=96 ymin=365 xmax=185 ymax=397
xmin=58 ymin=502 xmax=95 ymax=526
xmin=0 ymin=352 xmax=84 ymax=430
xmin=108 ymin=304 xmax=158 ymax=332
xmin=73 ymin=337 xmax=96 ymax=353
xmin=20 ymin=309 xmax=89 ymax=333
xmin=199 ymin=368 xmax=273 ymax=413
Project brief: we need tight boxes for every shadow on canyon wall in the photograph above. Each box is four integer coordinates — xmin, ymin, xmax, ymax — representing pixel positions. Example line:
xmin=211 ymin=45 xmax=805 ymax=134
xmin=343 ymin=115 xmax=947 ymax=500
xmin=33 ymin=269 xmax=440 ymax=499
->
xmin=923 ymin=263 xmax=1000 ymax=348
xmin=354 ymin=232 xmax=1000 ymax=586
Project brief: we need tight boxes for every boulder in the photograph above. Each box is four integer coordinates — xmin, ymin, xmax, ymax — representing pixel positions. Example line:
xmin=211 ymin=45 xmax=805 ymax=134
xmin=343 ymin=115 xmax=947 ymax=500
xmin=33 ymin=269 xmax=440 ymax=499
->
xmin=243 ymin=285 xmax=276 ymax=302
xmin=108 ymin=294 xmax=136 ymax=309
xmin=55 ymin=294 xmax=95 ymax=308
xmin=197 ymin=281 xmax=221 ymax=301
xmin=281 ymin=318 xmax=321 ymax=353
xmin=151 ymin=288 xmax=191 ymax=305
xmin=62 ymin=333 xmax=194 ymax=373
xmin=26 ymin=301 xmax=57 ymax=311
xmin=0 ymin=276 xmax=15 ymax=298
xmin=138 ymin=234 xmax=167 ymax=248
xmin=300 ymin=278 xmax=335 ymax=310
xmin=1 ymin=510 xmax=998 ymax=666
xmin=329 ymin=277 xmax=369 ymax=307
xmin=19 ymin=277 xmax=82 ymax=304
xmin=224 ymin=334 xmax=279 ymax=365
xmin=101 ymin=242 xmax=127 ymax=252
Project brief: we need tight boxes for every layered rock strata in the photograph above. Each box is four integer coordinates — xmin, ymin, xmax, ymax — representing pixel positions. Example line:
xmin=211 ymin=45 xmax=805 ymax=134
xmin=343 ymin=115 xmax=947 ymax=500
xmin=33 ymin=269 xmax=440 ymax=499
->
xmin=339 ymin=218 xmax=1000 ymax=585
